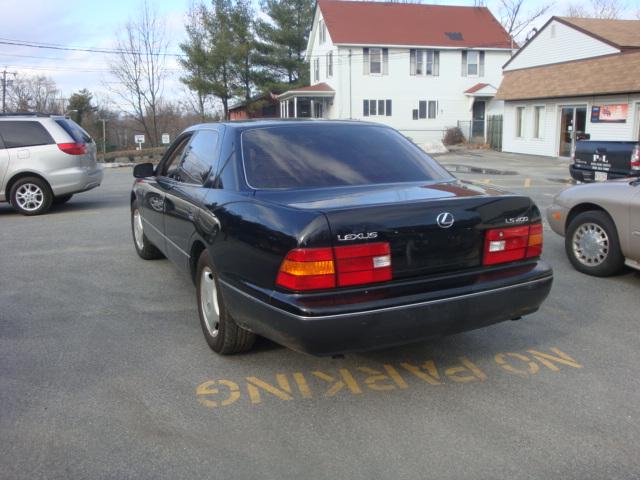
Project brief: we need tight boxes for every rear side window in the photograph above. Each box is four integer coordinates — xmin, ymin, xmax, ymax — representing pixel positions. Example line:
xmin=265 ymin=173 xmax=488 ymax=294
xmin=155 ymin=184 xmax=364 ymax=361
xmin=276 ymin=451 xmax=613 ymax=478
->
xmin=242 ymin=125 xmax=452 ymax=189
xmin=55 ymin=119 xmax=93 ymax=144
xmin=0 ymin=121 xmax=54 ymax=149
xmin=178 ymin=130 xmax=219 ymax=185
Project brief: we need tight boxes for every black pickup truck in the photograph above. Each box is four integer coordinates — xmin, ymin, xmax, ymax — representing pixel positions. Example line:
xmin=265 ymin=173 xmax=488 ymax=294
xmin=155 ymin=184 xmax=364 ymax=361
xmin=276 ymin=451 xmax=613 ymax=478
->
xmin=570 ymin=140 xmax=640 ymax=182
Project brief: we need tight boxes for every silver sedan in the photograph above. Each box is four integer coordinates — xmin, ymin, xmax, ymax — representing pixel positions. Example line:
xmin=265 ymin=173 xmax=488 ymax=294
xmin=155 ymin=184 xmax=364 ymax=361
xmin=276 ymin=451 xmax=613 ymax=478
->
xmin=547 ymin=178 xmax=640 ymax=276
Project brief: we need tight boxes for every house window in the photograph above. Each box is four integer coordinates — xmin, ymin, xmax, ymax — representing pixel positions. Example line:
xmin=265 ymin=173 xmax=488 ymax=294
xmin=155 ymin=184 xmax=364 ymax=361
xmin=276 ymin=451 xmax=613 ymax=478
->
xmin=363 ymin=99 xmax=392 ymax=117
xmin=410 ymin=49 xmax=439 ymax=76
xmin=363 ymin=48 xmax=388 ymax=75
xmin=462 ymin=50 xmax=485 ymax=77
xmin=534 ymin=106 xmax=545 ymax=139
xmin=516 ymin=107 xmax=525 ymax=138
xmin=314 ymin=58 xmax=320 ymax=82
xmin=326 ymin=52 xmax=333 ymax=77
xmin=319 ymin=20 xmax=326 ymax=44
xmin=370 ymin=48 xmax=382 ymax=74
xmin=415 ymin=100 xmax=437 ymax=119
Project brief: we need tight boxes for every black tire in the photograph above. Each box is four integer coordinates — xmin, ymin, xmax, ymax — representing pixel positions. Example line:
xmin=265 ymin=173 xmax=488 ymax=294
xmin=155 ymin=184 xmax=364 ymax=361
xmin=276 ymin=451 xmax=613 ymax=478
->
xmin=565 ymin=210 xmax=625 ymax=277
xmin=9 ymin=176 xmax=53 ymax=216
xmin=196 ymin=250 xmax=256 ymax=355
xmin=131 ymin=204 xmax=164 ymax=260
xmin=53 ymin=194 xmax=73 ymax=205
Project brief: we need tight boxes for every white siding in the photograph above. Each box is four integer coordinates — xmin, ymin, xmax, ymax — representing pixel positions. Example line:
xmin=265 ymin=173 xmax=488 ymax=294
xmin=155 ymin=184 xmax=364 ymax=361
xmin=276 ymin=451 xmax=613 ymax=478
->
xmin=329 ymin=46 xmax=511 ymax=143
xmin=502 ymin=96 xmax=640 ymax=157
xmin=504 ymin=20 xmax=619 ymax=72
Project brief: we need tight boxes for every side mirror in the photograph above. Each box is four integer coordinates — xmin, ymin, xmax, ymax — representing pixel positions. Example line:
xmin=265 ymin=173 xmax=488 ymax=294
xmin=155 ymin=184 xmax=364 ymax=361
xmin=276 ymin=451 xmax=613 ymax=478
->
xmin=133 ymin=162 xmax=155 ymax=178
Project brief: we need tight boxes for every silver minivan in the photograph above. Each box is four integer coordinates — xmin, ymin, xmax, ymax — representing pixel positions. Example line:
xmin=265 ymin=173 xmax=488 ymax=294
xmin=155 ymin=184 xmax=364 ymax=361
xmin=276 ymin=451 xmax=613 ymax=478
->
xmin=0 ymin=114 xmax=103 ymax=215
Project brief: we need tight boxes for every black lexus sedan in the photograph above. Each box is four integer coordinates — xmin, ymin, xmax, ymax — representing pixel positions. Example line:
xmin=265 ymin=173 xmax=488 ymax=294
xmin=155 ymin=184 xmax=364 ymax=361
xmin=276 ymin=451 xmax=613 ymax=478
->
xmin=130 ymin=120 xmax=553 ymax=356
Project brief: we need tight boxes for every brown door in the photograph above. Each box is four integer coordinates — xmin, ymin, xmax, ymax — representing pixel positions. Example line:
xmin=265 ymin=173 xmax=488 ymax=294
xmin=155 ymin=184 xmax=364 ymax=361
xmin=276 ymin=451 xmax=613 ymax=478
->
xmin=559 ymin=106 xmax=587 ymax=157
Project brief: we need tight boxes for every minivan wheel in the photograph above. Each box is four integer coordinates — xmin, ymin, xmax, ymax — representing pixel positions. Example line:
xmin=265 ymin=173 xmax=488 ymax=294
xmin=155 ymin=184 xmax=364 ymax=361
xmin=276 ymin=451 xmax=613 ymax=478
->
xmin=565 ymin=210 xmax=624 ymax=277
xmin=131 ymin=205 xmax=164 ymax=260
xmin=196 ymin=250 xmax=256 ymax=355
xmin=9 ymin=177 xmax=53 ymax=216
xmin=53 ymin=194 xmax=73 ymax=205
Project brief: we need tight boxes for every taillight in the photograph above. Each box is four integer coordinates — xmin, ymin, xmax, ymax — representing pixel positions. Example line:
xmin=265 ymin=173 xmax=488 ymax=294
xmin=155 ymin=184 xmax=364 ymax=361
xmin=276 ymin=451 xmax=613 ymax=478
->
xmin=57 ymin=143 xmax=87 ymax=155
xmin=631 ymin=147 xmax=640 ymax=171
xmin=276 ymin=242 xmax=392 ymax=291
xmin=483 ymin=223 xmax=543 ymax=266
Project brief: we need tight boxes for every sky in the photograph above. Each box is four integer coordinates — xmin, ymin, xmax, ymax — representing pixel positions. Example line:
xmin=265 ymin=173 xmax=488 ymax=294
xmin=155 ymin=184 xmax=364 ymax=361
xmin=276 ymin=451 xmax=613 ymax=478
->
xmin=1 ymin=0 xmax=639 ymax=113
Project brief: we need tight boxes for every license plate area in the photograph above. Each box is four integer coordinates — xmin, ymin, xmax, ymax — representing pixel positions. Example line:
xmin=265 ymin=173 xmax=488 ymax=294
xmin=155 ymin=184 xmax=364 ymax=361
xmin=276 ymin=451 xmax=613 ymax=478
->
xmin=595 ymin=171 xmax=607 ymax=182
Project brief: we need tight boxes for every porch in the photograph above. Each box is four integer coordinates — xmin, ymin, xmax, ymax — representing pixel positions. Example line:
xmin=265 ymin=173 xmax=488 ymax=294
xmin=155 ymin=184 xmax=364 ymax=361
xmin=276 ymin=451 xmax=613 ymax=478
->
xmin=277 ymin=83 xmax=335 ymax=119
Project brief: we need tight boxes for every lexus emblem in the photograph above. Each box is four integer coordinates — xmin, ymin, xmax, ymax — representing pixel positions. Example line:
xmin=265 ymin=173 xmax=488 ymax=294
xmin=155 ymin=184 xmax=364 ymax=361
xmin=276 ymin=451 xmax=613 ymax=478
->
xmin=436 ymin=212 xmax=455 ymax=229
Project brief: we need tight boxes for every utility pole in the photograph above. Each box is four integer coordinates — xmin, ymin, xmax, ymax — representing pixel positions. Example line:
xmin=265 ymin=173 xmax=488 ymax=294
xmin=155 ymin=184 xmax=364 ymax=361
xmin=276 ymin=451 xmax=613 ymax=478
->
xmin=2 ymin=68 xmax=16 ymax=113
xmin=99 ymin=119 xmax=107 ymax=155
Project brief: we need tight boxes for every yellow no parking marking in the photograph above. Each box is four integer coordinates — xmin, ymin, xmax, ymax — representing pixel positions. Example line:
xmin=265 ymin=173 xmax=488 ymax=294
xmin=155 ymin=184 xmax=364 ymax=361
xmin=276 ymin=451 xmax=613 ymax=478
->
xmin=196 ymin=347 xmax=583 ymax=409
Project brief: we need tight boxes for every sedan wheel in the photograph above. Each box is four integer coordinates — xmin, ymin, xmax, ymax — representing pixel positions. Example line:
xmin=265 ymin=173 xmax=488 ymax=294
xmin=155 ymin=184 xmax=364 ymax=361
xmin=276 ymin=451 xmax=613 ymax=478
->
xmin=565 ymin=210 xmax=624 ymax=277
xmin=196 ymin=251 xmax=256 ymax=354
xmin=200 ymin=267 xmax=220 ymax=338
xmin=571 ymin=222 xmax=609 ymax=266
xmin=130 ymin=204 xmax=164 ymax=260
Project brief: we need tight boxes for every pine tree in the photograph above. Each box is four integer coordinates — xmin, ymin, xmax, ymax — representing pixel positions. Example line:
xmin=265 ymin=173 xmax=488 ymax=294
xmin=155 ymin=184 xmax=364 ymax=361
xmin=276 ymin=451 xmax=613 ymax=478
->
xmin=254 ymin=0 xmax=314 ymax=91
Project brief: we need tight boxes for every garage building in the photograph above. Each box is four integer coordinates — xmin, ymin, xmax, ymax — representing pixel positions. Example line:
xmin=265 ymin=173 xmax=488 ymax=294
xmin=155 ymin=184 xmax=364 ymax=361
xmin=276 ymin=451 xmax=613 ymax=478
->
xmin=496 ymin=17 xmax=640 ymax=158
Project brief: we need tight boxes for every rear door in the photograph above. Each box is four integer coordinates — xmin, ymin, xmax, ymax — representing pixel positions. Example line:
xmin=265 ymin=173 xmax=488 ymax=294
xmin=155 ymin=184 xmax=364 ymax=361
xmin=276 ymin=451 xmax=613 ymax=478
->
xmin=0 ymin=121 xmax=57 ymax=173
xmin=163 ymin=129 xmax=220 ymax=269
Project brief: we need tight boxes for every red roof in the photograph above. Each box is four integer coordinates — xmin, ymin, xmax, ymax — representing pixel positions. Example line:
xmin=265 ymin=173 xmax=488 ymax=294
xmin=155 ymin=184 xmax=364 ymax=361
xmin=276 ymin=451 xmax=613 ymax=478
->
xmin=287 ymin=83 xmax=335 ymax=93
xmin=318 ymin=0 xmax=513 ymax=49
xmin=464 ymin=83 xmax=490 ymax=93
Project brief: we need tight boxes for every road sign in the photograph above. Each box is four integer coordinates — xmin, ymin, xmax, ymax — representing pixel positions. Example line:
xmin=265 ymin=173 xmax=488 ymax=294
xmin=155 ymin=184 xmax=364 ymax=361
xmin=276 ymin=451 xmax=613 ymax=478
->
xmin=134 ymin=134 xmax=145 ymax=151
xmin=161 ymin=133 xmax=170 ymax=145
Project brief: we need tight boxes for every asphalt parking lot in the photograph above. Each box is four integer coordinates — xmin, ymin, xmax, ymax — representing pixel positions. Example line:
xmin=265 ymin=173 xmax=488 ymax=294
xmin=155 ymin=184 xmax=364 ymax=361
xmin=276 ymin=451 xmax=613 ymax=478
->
xmin=1 ymin=151 xmax=640 ymax=480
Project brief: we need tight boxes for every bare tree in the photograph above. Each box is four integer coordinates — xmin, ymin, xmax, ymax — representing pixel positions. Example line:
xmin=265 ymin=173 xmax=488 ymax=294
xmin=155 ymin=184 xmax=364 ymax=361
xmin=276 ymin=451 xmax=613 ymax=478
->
xmin=108 ymin=0 xmax=168 ymax=146
xmin=498 ymin=0 xmax=553 ymax=42
xmin=7 ymin=74 xmax=60 ymax=113
xmin=565 ymin=0 xmax=625 ymax=18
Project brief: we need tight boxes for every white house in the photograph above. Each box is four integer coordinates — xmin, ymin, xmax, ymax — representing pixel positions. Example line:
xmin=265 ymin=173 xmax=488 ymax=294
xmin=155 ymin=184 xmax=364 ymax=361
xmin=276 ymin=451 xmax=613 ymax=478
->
xmin=496 ymin=17 xmax=640 ymax=158
xmin=278 ymin=0 xmax=515 ymax=144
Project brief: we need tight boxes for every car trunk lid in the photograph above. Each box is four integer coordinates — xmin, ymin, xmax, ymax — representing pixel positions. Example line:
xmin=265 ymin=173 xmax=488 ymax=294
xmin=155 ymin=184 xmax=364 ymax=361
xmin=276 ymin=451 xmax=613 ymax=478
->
xmin=258 ymin=181 xmax=537 ymax=279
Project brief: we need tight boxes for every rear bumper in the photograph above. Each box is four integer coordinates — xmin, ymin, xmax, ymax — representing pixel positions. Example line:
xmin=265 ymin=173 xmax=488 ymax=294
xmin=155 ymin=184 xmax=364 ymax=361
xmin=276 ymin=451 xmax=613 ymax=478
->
xmin=49 ymin=166 xmax=104 ymax=196
xmin=569 ymin=165 xmax=635 ymax=183
xmin=221 ymin=261 xmax=553 ymax=356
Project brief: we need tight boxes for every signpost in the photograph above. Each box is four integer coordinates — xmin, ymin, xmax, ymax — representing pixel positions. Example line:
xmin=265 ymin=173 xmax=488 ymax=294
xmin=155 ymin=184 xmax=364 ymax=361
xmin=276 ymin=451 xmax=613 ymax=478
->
xmin=161 ymin=133 xmax=170 ymax=145
xmin=134 ymin=134 xmax=145 ymax=150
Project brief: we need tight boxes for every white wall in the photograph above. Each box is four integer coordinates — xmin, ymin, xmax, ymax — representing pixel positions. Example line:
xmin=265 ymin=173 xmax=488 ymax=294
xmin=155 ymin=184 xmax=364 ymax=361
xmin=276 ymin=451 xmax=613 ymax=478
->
xmin=502 ymin=95 xmax=640 ymax=157
xmin=331 ymin=46 xmax=512 ymax=143
xmin=504 ymin=20 xmax=619 ymax=72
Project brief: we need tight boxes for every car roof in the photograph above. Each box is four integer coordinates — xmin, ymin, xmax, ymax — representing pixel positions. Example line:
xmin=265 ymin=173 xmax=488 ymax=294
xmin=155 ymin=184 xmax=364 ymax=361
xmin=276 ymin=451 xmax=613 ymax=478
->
xmin=0 ymin=113 xmax=68 ymax=120
xmin=186 ymin=119 xmax=389 ymax=132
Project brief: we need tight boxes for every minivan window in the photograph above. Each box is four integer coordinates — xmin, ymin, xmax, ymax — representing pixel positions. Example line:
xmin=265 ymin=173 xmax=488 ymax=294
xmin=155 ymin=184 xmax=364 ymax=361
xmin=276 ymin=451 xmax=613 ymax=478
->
xmin=0 ymin=121 xmax=54 ymax=149
xmin=178 ymin=130 xmax=219 ymax=185
xmin=242 ymin=125 xmax=452 ymax=189
xmin=55 ymin=119 xmax=93 ymax=144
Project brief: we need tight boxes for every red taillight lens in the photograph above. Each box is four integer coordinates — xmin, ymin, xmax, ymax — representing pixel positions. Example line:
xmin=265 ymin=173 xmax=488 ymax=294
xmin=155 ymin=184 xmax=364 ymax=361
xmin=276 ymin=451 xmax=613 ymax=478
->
xmin=276 ymin=247 xmax=336 ymax=291
xmin=276 ymin=242 xmax=392 ymax=291
xmin=631 ymin=147 xmax=640 ymax=171
xmin=334 ymin=242 xmax=392 ymax=287
xmin=483 ymin=223 xmax=543 ymax=266
xmin=57 ymin=143 xmax=87 ymax=155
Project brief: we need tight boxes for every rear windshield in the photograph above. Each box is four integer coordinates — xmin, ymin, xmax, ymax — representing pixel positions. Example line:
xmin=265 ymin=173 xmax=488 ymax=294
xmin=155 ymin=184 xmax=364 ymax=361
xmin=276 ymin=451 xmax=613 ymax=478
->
xmin=55 ymin=118 xmax=93 ymax=144
xmin=242 ymin=124 xmax=452 ymax=189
